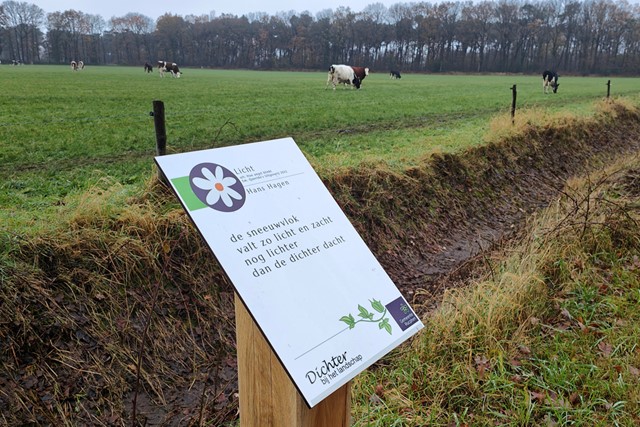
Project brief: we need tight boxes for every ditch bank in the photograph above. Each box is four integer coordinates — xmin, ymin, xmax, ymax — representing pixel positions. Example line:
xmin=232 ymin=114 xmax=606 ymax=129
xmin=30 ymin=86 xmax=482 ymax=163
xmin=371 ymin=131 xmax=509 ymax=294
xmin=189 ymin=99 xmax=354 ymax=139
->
xmin=325 ymin=101 xmax=640 ymax=311
xmin=1 ymin=101 xmax=640 ymax=425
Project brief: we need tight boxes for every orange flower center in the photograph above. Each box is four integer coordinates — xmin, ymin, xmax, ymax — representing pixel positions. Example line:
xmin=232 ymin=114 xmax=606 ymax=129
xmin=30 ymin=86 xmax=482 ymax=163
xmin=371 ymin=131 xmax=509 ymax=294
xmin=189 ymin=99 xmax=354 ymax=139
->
xmin=215 ymin=182 xmax=224 ymax=191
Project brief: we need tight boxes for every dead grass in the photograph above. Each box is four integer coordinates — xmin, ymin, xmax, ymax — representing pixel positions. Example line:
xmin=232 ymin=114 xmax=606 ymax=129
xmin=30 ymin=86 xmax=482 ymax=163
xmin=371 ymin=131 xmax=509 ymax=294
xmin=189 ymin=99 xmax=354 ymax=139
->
xmin=1 ymin=178 xmax=239 ymax=425
xmin=352 ymin=155 xmax=640 ymax=426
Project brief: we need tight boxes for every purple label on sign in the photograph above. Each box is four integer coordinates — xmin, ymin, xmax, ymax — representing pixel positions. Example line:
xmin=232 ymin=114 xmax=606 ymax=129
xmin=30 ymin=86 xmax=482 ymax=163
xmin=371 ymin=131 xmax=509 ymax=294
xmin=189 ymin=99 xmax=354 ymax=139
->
xmin=386 ymin=296 xmax=419 ymax=331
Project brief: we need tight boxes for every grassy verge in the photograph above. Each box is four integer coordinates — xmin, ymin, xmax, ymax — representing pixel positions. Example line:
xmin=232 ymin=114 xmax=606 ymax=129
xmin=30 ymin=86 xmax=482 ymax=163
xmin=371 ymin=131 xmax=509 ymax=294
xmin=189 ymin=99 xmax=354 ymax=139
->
xmin=351 ymin=158 xmax=640 ymax=426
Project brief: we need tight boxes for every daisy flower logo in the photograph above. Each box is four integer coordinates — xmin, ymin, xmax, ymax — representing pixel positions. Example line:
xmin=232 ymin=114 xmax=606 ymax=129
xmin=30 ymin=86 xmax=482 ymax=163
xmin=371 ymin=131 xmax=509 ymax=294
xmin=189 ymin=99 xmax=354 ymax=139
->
xmin=189 ymin=163 xmax=246 ymax=212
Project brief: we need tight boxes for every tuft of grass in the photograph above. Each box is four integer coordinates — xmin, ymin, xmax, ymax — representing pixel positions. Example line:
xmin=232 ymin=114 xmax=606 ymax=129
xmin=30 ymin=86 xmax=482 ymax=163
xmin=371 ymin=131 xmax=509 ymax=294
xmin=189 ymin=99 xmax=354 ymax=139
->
xmin=352 ymin=156 xmax=640 ymax=426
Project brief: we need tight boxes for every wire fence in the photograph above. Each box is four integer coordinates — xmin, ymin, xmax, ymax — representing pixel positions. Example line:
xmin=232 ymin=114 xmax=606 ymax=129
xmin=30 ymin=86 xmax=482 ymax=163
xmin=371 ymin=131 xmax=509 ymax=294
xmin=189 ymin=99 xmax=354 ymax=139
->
xmin=0 ymin=76 xmax=624 ymax=131
xmin=0 ymin=77 xmax=632 ymax=179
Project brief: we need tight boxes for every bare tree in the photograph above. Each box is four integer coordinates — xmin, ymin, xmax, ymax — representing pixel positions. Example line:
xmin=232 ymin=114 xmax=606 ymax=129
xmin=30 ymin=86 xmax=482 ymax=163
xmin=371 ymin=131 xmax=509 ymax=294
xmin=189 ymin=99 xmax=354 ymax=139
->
xmin=0 ymin=0 xmax=44 ymax=63
xmin=46 ymin=9 xmax=103 ymax=64
xmin=109 ymin=13 xmax=154 ymax=64
xmin=460 ymin=1 xmax=495 ymax=72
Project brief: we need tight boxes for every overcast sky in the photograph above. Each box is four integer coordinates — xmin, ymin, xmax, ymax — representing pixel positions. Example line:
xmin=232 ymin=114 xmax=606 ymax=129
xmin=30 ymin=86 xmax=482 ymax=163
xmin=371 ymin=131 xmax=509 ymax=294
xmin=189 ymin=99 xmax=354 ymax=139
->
xmin=35 ymin=0 xmax=399 ymax=21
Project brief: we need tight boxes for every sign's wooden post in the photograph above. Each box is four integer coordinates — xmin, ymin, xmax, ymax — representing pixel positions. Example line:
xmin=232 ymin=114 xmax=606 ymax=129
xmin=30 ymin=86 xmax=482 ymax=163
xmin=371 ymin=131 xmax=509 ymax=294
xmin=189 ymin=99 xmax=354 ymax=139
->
xmin=235 ymin=294 xmax=351 ymax=427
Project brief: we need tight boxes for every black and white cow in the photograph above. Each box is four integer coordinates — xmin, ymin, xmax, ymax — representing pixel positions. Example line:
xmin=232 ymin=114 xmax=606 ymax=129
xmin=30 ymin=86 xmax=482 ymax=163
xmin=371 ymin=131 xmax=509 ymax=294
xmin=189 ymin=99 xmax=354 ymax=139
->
xmin=390 ymin=70 xmax=401 ymax=79
xmin=157 ymin=60 xmax=181 ymax=78
xmin=326 ymin=64 xmax=370 ymax=90
xmin=71 ymin=60 xmax=84 ymax=71
xmin=326 ymin=64 xmax=360 ymax=90
xmin=144 ymin=62 xmax=153 ymax=73
xmin=542 ymin=70 xmax=559 ymax=94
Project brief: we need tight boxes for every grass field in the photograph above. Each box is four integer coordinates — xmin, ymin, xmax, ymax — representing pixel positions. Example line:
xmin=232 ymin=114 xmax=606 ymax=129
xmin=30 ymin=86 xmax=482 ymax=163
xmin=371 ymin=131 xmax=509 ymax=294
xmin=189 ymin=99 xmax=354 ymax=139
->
xmin=2 ymin=65 xmax=640 ymax=226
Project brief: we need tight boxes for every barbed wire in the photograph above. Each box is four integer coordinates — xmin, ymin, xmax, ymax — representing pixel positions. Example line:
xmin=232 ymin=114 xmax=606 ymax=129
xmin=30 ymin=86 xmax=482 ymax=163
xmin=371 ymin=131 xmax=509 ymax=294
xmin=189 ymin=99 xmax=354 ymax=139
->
xmin=0 ymin=84 xmax=635 ymax=130
xmin=0 ymin=107 xmax=230 ymax=128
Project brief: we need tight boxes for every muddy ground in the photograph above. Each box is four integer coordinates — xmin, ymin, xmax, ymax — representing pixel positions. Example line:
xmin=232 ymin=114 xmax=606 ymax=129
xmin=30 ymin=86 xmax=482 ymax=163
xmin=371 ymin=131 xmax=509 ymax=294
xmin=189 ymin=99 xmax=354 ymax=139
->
xmin=348 ymin=104 xmax=640 ymax=313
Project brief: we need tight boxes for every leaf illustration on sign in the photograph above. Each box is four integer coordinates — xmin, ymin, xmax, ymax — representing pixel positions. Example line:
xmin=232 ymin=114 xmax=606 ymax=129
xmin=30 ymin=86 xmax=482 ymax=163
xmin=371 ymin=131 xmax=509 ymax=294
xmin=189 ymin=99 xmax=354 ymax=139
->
xmin=339 ymin=298 xmax=392 ymax=335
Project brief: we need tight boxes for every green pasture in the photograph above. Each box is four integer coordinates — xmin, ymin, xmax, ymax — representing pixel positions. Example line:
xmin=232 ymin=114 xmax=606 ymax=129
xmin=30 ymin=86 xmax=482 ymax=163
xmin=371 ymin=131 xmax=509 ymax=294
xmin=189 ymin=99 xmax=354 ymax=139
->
xmin=1 ymin=65 xmax=640 ymax=226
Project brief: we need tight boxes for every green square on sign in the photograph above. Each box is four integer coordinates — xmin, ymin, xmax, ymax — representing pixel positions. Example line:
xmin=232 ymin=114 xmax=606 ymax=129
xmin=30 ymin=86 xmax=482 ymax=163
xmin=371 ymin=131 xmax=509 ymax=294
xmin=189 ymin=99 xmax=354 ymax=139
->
xmin=172 ymin=176 xmax=207 ymax=211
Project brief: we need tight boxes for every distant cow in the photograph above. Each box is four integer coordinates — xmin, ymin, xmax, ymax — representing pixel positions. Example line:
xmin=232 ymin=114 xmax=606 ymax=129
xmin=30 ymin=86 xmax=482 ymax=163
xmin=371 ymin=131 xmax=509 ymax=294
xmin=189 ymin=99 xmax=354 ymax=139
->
xmin=71 ymin=60 xmax=84 ymax=71
xmin=157 ymin=60 xmax=181 ymax=78
xmin=542 ymin=70 xmax=559 ymax=93
xmin=144 ymin=62 xmax=153 ymax=73
xmin=390 ymin=70 xmax=401 ymax=79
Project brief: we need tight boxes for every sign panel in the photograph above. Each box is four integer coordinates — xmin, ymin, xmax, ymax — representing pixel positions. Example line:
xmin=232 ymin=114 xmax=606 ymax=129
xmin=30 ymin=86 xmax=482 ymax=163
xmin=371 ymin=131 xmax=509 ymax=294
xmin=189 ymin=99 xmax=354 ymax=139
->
xmin=155 ymin=137 xmax=423 ymax=407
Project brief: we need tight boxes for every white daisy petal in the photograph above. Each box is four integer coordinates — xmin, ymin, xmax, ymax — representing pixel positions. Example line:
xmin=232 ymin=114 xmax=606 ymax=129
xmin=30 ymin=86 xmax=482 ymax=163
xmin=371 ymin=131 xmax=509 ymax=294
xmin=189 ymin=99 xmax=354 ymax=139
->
xmin=206 ymin=190 xmax=222 ymax=205
xmin=193 ymin=177 xmax=214 ymax=190
xmin=221 ymin=176 xmax=237 ymax=187
xmin=220 ymin=192 xmax=233 ymax=207
xmin=201 ymin=166 xmax=216 ymax=181
xmin=225 ymin=187 xmax=243 ymax=201
xmin=214 ymin=166 xmax=225 ymax=181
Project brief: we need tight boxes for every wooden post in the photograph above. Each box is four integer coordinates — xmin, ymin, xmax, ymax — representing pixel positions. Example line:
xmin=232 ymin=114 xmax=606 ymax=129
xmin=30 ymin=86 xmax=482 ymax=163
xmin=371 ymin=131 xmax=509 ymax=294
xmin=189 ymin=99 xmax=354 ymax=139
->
xmin=510 ymin=84 xmax=517 ymax=125
xmin=152 ymin=100 xmax=169 ymax=185
xmin=606 ymin=80 xmax=611 ymax=99
xmin=235 ymin=294 xmax=351 ymax=427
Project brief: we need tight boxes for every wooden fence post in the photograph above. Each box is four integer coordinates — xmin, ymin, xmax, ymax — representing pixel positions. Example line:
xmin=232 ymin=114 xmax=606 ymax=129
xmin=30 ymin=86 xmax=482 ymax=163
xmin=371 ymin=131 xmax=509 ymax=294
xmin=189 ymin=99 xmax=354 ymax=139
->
xmin=235 ymin=294 xmax=351 ymax=427
xmin=606 ymin=80 xmax=611 ymax=99
xmin=152 ymin=100 xmax=169 ymax=185
xmin=510 ymin=84 xmax=517 ymax=125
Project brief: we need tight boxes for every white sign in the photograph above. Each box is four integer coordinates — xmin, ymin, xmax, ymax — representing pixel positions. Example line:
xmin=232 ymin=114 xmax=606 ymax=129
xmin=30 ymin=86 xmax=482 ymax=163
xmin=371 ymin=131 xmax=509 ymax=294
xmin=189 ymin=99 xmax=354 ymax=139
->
xmin=155 ymin=137 xmax=423 ymax=407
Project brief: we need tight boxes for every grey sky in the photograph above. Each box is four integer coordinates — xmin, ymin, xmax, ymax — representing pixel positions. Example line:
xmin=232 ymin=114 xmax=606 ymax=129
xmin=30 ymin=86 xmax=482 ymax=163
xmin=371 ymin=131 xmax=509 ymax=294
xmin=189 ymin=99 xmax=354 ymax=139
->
xmin=35 ymin=0 xmax=400 ymax=21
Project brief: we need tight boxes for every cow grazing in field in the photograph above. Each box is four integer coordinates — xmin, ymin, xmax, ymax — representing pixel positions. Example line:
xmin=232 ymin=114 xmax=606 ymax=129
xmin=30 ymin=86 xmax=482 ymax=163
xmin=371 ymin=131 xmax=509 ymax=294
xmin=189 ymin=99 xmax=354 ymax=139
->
xmin=157 ymin=61 xmax=182 ymax=78
xmin=542 ymin=70 xmax=559 ymax=93
xmin=144 ymin=62 xmax=153 ymax=73
xmin=351 ymin=66 xmax=369 ymax=85
xmin=326 ymin=64 xmax=369 ymax=90
xmin=326 ymin=64 xmax=360 ymax=90
xmin=390 ymin=70 xmax=401 ymax=79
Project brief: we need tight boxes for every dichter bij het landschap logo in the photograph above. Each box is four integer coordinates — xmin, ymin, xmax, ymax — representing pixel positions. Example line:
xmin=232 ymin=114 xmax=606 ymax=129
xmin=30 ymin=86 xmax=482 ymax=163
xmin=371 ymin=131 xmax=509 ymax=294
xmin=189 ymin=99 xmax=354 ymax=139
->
xmin=304 ymin=297 xmax=419 ymax=387
xmin=305 ymin=351 xmax=364 ymax=386
xmin=188 ymin=163 xmax=246 ymax=212
xmin=340 ymin=296 xmax=419 ymax=335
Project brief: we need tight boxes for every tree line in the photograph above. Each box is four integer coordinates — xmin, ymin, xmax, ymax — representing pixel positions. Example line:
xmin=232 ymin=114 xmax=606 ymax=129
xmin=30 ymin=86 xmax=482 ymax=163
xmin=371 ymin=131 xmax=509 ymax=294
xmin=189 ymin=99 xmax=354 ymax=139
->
xmin=1 ymin=0 xmax=640 ymax=74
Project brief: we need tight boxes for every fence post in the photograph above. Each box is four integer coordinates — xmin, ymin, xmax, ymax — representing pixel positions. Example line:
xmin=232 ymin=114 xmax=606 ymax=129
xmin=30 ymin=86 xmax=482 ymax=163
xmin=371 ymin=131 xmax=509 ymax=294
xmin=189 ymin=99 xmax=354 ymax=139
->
xmin=152 ymin=100 xmax=169 ymax=185
xmin=510 ymin=84 xmax=517 ymax=125
xmin=606 ymin=80 xmax=611 ymax=99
